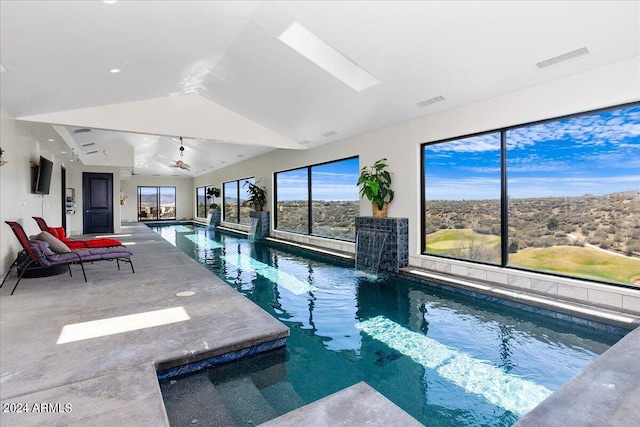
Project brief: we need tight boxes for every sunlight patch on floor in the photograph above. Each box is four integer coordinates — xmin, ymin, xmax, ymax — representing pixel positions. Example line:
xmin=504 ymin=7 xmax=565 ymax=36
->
xmin=57 ymin=307 xmax=190 ymax=344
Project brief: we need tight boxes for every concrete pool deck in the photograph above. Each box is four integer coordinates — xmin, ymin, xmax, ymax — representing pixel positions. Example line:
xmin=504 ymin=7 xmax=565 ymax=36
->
xmin=0 ymin=223 xmax=289 ymax=426
xmin=1 ymin=222 xmax=639 ymax=426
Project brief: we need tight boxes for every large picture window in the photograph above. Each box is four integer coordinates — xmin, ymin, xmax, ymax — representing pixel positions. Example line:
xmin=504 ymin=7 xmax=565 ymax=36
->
xmin=138 ymin=186 xmax=176 ymax=221
xmin=223 ymin=177 xmax=254 ymax=224
xmin=424 ymin=132 xmax=501 ymax=263
xmin=196 ymin=186 xmax=206 ymax=218
xmin=422 ymin=103 xmax=640 ymax=287
xmin=275 ymin=157 xmax=359 ymax=241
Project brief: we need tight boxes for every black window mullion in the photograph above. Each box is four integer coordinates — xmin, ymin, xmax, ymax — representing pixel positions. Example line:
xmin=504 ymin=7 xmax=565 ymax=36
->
xmin=500 ymin=131 xmax=508 ymax=267
xmin=421 ymin=147 xmax=426 ymax=254
xmin=236 ymin=179 xmax=241 ymax=223
xmin=307 ymin=167 xmax=312 ymax=235
xmin=274 ymin=173 xmax=279 ymax=229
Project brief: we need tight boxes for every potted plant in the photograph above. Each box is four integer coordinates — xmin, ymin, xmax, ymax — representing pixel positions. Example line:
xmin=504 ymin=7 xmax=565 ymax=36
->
xmin=206 ymin=186 xmax=221 ymax=210
xmin=357 ymin=158 xmax=394 ymax=217
xmin=244 ymin=180 xmax=267 ymax=211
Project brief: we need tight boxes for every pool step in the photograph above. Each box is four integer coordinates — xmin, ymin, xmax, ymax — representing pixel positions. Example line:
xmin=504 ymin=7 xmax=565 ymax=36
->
xmin=260 ymin=381 xmax=306 ymax=415
xmin=160 ymin=374 xmax=235 ymax=426
xmin=214 ymin=376 xmax=277 ymax=425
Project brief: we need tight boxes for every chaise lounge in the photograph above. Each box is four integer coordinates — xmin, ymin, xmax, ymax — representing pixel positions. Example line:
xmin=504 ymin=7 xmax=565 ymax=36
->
xmin=32 ymin=216 xmax=124 ymax=249
xmin=1 ymin=221 xmax=135 ymax=295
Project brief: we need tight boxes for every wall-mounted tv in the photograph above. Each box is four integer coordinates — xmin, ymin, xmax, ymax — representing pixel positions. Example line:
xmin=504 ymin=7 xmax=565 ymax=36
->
xmin=34 ymin=155 xmax=53 ymax=195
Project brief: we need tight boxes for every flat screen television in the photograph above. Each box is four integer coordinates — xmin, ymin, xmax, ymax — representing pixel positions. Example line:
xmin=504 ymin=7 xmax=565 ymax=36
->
xmin=34 ymin=156 xmax=53 ymax=195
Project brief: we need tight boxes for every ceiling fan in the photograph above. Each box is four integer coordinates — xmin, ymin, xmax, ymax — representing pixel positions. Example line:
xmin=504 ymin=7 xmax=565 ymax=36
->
xmin=168 ymin=137 xmax=191 ymax=171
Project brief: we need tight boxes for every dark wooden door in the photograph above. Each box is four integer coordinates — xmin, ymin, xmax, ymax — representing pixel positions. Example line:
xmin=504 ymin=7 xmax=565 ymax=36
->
xmin=83 ymin=172 xmax=113 ymax=234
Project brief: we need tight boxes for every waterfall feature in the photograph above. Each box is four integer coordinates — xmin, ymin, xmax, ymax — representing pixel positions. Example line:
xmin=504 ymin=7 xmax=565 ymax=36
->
xmin=355 ymin=229 xmax=388 ymax=276
xmin=248 ymin=217 xmax=260 ymax=242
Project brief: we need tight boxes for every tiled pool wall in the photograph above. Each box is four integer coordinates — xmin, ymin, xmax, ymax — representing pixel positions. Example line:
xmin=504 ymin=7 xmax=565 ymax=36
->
xmin=392 ymin=270 xmax=631 ymax=336
xmin=156 ymin=338 xmax=287 ymax=381
xmin=411 ymin=254 xmax=640 ymax=316
xmin=355 ymin=217 xmax=409 ymax=272
xmin=249 ymin=211 xmax=270 ymax=239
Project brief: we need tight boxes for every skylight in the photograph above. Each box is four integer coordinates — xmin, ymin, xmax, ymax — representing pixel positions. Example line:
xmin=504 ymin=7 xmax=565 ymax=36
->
xmin=279 ymin=22 xmax=379 ymax=92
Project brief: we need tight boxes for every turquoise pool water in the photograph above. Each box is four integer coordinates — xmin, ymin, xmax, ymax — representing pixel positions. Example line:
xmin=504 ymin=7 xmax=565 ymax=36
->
xmin=153 ymin=224 xmax=622 ymax=426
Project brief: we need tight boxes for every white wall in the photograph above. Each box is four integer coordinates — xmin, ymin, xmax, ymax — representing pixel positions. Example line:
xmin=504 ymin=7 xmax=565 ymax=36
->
xmin=120 ymin=176 xmax=194 ymax=222
xmin=193 ymin=56 xmax=640 ymax=313
xmin=0 ymin=110 xmax=64 ymax=274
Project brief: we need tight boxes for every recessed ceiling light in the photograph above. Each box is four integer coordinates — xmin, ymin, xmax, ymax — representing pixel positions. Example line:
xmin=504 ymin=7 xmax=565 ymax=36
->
xmin=279 ymin=22 xmax=379 ymax=92
xmin=61 ymin=151 xmax=66 ymax=154
xmin=48 ymin=138 xmax=54 ymax=142
xmin=103 ymin=1 xmax=118 ymax=4
xmin=110 ymin=68 xmax=121 ymax=73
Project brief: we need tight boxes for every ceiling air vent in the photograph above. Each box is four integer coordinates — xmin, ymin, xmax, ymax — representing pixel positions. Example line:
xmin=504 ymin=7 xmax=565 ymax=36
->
xmin=74 ymin=128 xmax=92 ymax=134
xmin=299 ymin=140 xmax=312 ymax=145
xmin=536 ymin=47 xmax=589 ymax=69
xmin=81 ymin=142 xmax=96 ymax=147
xmin=86 ymin=150 xmax=98 ymax=155
xmin=322 ymin=131 xmax=337 ymax=138
xmin=417 ymin=96 xmax=445 ymax=107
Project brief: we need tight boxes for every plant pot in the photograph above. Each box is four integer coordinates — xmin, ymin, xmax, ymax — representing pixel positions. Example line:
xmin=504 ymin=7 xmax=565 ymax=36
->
xmin=254 ymin=206 xmax=264 ymax=212
xmin=372 ymin=202 xmax=388 ymax=218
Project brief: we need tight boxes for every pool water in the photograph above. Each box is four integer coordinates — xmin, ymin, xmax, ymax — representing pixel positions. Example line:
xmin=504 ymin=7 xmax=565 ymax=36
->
xmin=153 ymin=224 xmax=622 ymax=426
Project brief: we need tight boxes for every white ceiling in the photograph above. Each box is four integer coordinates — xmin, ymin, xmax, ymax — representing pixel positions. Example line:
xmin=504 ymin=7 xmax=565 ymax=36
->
xmin=1 ymin=1 xmax=638 ymax=178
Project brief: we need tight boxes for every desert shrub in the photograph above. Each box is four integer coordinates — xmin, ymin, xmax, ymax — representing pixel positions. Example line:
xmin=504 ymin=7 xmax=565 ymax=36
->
xmin=547 ymin=217 xmax=559 ymax=230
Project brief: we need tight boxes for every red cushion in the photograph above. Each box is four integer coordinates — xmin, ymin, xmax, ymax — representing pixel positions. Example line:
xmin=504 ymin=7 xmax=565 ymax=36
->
xmin=48 ymin=227 xmax=70 ymax=242
xmin=67 ymin=238 xmax=122 ymax=249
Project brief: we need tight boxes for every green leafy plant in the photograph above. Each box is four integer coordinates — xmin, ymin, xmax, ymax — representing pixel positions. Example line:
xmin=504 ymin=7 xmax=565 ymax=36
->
xmin=244 ymin=180 xmax=267 ymax=211
xmin=206 ymin=186 xmax=221 ymax=209
xmin=357 ymin=158 xmax=394 ymax=210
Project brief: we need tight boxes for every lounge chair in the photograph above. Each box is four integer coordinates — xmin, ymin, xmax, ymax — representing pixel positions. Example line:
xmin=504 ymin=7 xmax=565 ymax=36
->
xmin=32 ymin=216 xmax=123 ymax=249
xmin=1 ymin=221 xmax=134 ymax=295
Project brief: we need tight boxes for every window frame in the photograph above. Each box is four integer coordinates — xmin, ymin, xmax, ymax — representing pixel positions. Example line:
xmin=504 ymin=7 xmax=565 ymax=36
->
xmin=137 ymin=186 xmax=176 ymax=221
xmin=222 ymin=177 xmax=254 ymax=224
xmin=274 ymin=155 xmax=359 ymax=242
xmin=420 ymin=101 xmax=639 ymax=288
xmin=195 ymin=186 xmax=206 ymax=218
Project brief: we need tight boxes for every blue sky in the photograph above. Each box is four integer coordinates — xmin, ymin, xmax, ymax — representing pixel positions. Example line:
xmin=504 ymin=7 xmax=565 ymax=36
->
xmin=425 ymin=105 xmax=640 ymax=200
xmin=276 ymin=157 xmax=360 ymax=201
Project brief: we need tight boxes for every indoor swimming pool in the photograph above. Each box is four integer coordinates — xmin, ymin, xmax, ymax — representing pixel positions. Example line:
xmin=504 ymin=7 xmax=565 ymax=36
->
xmin=151 ymin=223 xmax=623 ymax=426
